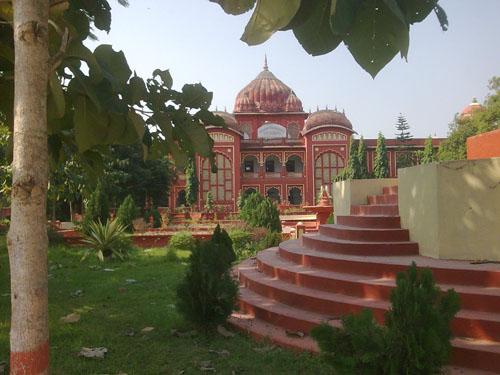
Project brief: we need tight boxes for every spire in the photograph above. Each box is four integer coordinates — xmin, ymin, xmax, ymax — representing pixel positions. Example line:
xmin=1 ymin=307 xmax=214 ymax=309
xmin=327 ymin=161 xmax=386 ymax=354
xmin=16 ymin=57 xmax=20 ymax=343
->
xmin=215 ymin=105 xmax=218 ymax=111
xmin=224 ymin=106 xmax=227 ymax=112
xmin=263 ymin=54 xmax=268 ymax=71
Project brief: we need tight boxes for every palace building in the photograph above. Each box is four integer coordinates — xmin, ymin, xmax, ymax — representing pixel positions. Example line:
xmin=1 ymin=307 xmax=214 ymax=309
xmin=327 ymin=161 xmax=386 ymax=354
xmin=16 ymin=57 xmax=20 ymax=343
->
xmin=169 ymin=60 xmax=443 ymax=213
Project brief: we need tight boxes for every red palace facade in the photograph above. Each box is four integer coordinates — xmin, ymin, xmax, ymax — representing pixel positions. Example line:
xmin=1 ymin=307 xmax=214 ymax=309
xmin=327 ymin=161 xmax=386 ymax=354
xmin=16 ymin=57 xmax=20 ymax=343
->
xmin=169 ymin=61 xmax=442 ymax=213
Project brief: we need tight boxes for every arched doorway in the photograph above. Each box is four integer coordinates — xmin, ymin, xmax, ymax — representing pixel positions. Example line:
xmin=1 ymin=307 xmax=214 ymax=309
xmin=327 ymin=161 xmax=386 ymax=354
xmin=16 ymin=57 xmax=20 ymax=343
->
xmin=266 ymin=187 xmax=281 ymax=203
xmin=314 ymin=152 xmax=344 ymax=198
xmin=288 ymin=187 xmax=302 ymax=205
xmin=176 ymin=189 xmax=186 ymax=207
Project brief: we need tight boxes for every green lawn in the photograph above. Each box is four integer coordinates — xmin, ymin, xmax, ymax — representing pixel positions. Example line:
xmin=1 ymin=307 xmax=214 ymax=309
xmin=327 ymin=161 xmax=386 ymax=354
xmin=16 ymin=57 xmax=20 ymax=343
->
xmin=0 ymin=236 xmax=330 ymax=374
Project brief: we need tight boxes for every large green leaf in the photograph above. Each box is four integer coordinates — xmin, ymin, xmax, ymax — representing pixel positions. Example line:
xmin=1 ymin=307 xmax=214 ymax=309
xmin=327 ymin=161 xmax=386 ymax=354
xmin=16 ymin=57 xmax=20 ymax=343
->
xmin=128 ymin=111 xmax=146 ymax=139
xmin=74 ymin=95 xmax=109 ymax=152
xmin=65 ymin=42 xmax=103 ymax=82
xmin=293 ymin=0 xmax=342 ymax=56
xmin=126 ymin=75 xmax=147 ymax=105
xmin=330 ymin=0 xmax=363 ymax=35
xmin=396 ymin=0 xmax=437 ymax=24
xmin=209 ymin=0 xmax=255 ymax=15
xmin=241 ymin=0 xmax=301 ymax=45
xmin=180 ymin=84 xmax=213 ymax=109
xmin=94 ymin=45 xmax=132 ymax=91
xmin=68 ymin=68 xmax=103 ymax=112
xmin=152 ymin=69 xmax=173 ymax=89
xmin=344 ymin=0 xmax=409 ymax=78
xmin=48 ymin=73 xmax=66 ymax=120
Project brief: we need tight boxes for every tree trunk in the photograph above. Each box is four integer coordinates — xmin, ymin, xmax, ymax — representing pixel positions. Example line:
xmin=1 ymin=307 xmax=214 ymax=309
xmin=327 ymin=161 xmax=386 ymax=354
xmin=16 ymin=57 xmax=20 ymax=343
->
xmin=7 ymin=1 xmax=50 ymax=374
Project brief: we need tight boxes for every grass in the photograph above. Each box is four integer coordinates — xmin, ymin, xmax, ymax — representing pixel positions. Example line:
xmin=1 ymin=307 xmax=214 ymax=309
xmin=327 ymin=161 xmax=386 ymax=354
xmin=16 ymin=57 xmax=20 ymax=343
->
xmin=0 ymin=236 xmax=330 ymax=374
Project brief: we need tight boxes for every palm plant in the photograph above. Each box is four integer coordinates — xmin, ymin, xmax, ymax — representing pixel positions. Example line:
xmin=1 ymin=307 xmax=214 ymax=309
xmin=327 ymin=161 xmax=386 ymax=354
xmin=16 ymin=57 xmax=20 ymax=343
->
xmin=81 ymin=219 xmax=131 ymax=261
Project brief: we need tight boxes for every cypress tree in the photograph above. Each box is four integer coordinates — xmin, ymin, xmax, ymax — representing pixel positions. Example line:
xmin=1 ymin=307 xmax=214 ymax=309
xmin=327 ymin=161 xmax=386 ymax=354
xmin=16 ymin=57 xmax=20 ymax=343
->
xmin=357 ymin=136 xmax=368 ymax=179
xmin=185 ymin=157 xmax=199 ymax=207
xmin=373 ymin=132 xmax=389 ymax=178
xmin=346 ymin=136 xmax=360 ymax=179
xmin=420 ymin=136 xmax=436 ymax=164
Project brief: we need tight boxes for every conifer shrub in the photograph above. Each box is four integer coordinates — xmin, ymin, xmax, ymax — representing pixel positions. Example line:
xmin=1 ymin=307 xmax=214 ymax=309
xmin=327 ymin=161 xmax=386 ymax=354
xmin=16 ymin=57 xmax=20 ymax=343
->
xmin=116 ymin=194 xmax=138 ymax=232
xmin=168 ymin=231 xmax=195 ymax=251
xmin=176 ymin=225 xmax=238 ymax=329
xmin=144 ymin=207 xmax=162 ymax=228
xmin=311 ymin=263 xmax=460 ymax=375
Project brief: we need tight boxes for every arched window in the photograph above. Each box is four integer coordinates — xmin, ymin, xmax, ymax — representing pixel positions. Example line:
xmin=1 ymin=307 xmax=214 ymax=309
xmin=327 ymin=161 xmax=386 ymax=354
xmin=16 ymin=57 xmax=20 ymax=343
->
xmin=201 ymin=153 xmax=233 ymax=202
xmin=267 ymin=187 xmax=281 ymax=203
xmin=242 ymin=155 xmax=259 ymax=174
xmin=286 ymin=155 xmax=304 ymax=175
xmin=314 ymin=152 xmax=344 ymax=197
xmin=265 ymin=155 xmax=281 ymax=174
xmin=288 ymin=187 xmax=302 ymax=205
xmin=243 ymin=187 xmax=257 ymax=197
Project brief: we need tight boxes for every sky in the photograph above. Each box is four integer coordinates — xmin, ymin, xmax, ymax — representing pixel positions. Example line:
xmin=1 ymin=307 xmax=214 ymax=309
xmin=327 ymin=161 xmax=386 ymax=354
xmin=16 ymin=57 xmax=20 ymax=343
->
xmin=88 ymin=0 xmax=500 ymax=139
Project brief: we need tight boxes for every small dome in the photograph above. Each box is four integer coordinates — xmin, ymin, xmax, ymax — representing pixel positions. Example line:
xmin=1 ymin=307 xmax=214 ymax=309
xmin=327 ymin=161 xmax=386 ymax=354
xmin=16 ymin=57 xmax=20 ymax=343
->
xmin=304 ymin=109 xmax=353 ymax=132
xmin=460 ymin=99 xmax=483 ymax=118
xmin=234 ymin=58 xmax=303 ymax=113
xmin=213 ymin=111 xmax=238 ymax=129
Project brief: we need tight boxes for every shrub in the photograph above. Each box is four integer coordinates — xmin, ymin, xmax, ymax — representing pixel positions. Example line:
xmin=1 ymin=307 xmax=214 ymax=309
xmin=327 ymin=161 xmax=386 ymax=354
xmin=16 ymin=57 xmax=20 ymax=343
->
xmin=176 ymin=225 xmax=237 ymax=329
xmin=239 ymin=191 xmax=264 ymax=222
xmin=168 ymin=231 xmax=195 ymax=251
xmin=312 ymin=309 xmax=386 ymax=375
xmin=259 ymin=231 xmax=282 ymax=249
xmin=384 ymin=264 xmax=460 ymax=374
xmin=311 ymin=263 xmax=460 ymax=375
xmin=81 ymin=219 xmax=132 ymax=261
xmin=144 ymin=207 xmax=162 ymax=228
xmin=251 ymin=198 xmax=282 ymax=233
xmin=116 ymin=195 xmax=138 ymax=232
xmin=82 ymin=181 xmax=109 ymax=234
xmin=228 ymin=228 xmax=254 ymax=260
xmin=204 ymin=191 xmax=214 ymax=213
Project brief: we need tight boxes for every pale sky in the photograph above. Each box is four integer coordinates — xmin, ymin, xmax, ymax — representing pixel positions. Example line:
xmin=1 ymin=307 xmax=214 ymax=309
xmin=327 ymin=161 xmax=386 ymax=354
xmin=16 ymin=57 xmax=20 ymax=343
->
xmin=88 ymin=0 xmax=500 ymax=139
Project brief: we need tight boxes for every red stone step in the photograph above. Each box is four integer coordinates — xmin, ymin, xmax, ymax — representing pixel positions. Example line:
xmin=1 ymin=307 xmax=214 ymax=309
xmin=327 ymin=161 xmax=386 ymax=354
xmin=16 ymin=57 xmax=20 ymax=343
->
xmin=351 ymin=204 xmax=399 ymax=216
xmin=279 ymin=240 xmax=500 ymax=288
xmin=301 ymin=234 xmax=419 ymax=256
xmin=367 ymin=193 xmax=398 ymax=205
xmin=239 ymin=266 xmax=500 ymax=342
xmin=319 ymin=224 xmax=410 ymax=242
xmin=231 ymin=296 xmax=500 ymax=373
xmin=336 ymin=215 xmax=401 ymax=229
xmin=383 ymin=185 xmax=398 ymax=195
xmin=257 ymin=248 xmax=500 ymax=314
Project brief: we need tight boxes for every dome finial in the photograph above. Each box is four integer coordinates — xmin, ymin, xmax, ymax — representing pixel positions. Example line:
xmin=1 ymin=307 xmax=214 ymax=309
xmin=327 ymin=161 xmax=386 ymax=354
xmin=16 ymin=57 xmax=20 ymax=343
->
xmin=263 ymin=54 xmax=268 ymax=71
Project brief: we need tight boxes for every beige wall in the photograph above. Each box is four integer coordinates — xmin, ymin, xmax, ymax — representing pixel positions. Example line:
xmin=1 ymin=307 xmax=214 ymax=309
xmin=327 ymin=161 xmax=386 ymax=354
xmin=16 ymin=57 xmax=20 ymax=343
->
xmin=333 ymin=178 xmax=398 ymax=221
xmin=399 ymin=158 xmax=500 ymax=261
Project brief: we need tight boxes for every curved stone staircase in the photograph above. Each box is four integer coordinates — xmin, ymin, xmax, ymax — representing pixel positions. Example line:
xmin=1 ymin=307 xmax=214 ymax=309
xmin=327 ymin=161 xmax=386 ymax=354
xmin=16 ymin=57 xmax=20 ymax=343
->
xmin=230 ymin=186 xmax=500 ymax=374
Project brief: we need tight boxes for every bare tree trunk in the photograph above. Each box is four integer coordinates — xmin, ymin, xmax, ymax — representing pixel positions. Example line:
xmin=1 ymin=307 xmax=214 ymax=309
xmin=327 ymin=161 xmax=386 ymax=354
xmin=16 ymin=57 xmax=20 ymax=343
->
xmin=8 ymin=1 xmax=50 ymax=374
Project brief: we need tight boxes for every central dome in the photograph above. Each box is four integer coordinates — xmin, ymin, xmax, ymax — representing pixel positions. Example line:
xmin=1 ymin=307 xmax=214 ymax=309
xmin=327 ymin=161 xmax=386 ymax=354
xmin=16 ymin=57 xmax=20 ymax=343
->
xmin=234 ymin=59 xmax=303 ymax=113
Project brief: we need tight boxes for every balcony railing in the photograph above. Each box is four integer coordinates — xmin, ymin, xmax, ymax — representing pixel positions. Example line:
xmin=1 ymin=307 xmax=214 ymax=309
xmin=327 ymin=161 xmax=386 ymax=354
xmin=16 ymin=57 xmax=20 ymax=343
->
xmin=241 ymin=138 xmax=304 ymax=147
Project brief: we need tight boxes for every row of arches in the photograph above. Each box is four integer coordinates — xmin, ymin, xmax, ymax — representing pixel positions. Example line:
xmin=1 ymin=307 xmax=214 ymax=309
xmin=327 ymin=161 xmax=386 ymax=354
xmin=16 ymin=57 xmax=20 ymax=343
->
xmin=243 ymin=155 xmax=304 ymax=174
xmin=175 ymin=151 xmax=345 ymax=207
xmin=242 ymin=186 xmax=303 ymax=205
